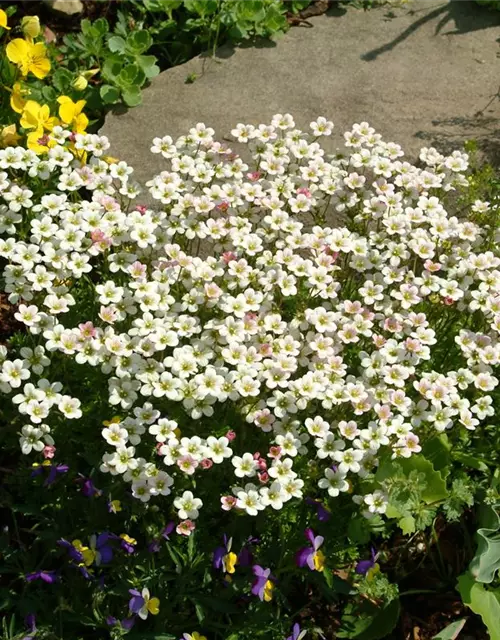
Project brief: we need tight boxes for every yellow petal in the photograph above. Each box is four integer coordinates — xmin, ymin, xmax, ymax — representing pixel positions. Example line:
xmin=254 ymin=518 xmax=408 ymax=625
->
xmin=29 ymin=48 xmax=51 ymax=80
xmin=313 ymin=550 xmax=326 ymax=572
xmin=147 ymin=597 xmax=160 ymax=615
xmin=20 ymin=100 xmax=42 ymax=130
xmin=74 ymin=112 xmax=88 ymax=134
xmin=27 ymin=130 xmax=48 ymax=154
xmin=263 ymin=580 xmax=274 ymax=602
xmin=0 ymin=9 xmax=11 ymax=30
xmin=72 ymin=75 xmax=88 ymax=91
xmin=223 ymin=552 xmax=238 ymax=574
xmin=6 ymin=39 xmax=29 ymax=68
xmin=10 ymin=83 xmax=28 ymax=114
xmin=1 ymin=124 xmax=21 ymax=147
xmin=58 ymin=100 xmax=76 ymax=125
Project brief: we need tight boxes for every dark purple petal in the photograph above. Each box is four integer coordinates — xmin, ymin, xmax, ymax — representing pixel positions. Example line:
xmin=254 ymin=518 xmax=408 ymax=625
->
xmin=120 ymin=540 xmax=135 ymax=554
xmin=162 ymin=521 xmax=175 ymax=539
xmin=304 ymin=528 xmax=315 ymax=546
xmin=296 ymin=547 xmax=312 ymax=568
xmin=121 ymin=617 xmax=135 ymax=630
xmin=40 ymin=570 xmax=57 ymax=583
xmin=238 ymin=546 xmax=253 ymax=567
xmin=148 ymin=539 xmax=161 ymax=553
xmin=31 ymin=467 xmax=44 ymax=478
xmin=106 ymin=616 xmax=118 ymax=627
xmin=252 ymin=564 xmax=268 ymax=578
xmin=129 ymin=589 xmax=141 ymax=596
xmin=213 ymin=546 xmax=225 ymax=570
xmin=355 ymin=559 xmax=375 ymax=575
xmin=44 ymin=467 xmax=58 ymax=486
xmin=287 ymin=623 xmax=301 ymax=640
xmin=317 ymin=503 xmax=331 ymax=522
xmin=251 ymin=576 xmax=266 ymax=599
xmin=98 ymin=545 xmax=113 ymax=564
xmin=129 ymin=595 xmax=144 ymax=614
xmin=25 ymin=614 xmax=36 ymax=633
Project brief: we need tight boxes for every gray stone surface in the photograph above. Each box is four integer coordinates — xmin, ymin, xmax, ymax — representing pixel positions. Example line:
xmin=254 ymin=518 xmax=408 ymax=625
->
xmin=101 ymin=0 xmax=500 ymax=186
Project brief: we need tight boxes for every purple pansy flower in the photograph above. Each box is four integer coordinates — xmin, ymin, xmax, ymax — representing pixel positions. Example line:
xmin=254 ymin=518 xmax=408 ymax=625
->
xmin=251 ymin=565 xmax=273 ymax=601
xmin=79 ymin=477 xmax=101 ymax=497
xmin=57 ymin=538 xmax=84 ymax=563
xmin=286 ymin=623 xmax=307 ymax=640
xmin=25 ymin=570 xmax=57 ymax=583
xmin=107 ymin=615 xmax=135 ymax=630
xmin=296 ymin=528 xmax=324 ymax=571
xmin=32 ymin=463 xmax=69 ymax=486
xmin=92 ymin=532 xmax=116 ymax=564
xmin=148 ymin=521 xmax=175 ymax=552
xmin=355 ymin=547 xmax=378 ymax=575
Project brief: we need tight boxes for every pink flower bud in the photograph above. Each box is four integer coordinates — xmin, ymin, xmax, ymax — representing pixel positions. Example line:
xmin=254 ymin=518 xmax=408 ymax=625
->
xmin=226 ymin=430 xmax=236 ymax=441
xmin=247 ymin=171 xmax=261 ymax=182
xmin=42 ymin=445 xmax=56 ymax=459
xmin=258 ymin=471 xmax=270 ymax=484
xmin=135 ymin=205 xmax=147 ymax=215
xmin=222 ymin=251 xmax=237 ymax=264
xmin=200 ymin=458 xmax=213 ymax=469
xmin=297 ymin=187 xmax=311 ymax=197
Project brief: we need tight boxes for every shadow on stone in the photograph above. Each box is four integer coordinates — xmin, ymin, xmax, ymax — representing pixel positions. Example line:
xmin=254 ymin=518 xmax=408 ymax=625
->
xmin=362 ymin=0 xmax=500 ymax=61
xmin=414 ymin=112 xmax=500 ymax=163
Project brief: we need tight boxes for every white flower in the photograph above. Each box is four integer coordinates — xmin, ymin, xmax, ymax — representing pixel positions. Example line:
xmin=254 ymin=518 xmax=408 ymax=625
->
xmin=173 ymin=490 xmax=203 ymax=520
xmin=318 ymin=468 xmax=349 ymax=497
xmin=232 ymin=452 xmax=258 ymax=478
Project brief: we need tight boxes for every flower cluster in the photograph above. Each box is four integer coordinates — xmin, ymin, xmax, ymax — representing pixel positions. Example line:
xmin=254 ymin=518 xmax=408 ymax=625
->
xmin=1 ymin=114 xmax=498 ymax=536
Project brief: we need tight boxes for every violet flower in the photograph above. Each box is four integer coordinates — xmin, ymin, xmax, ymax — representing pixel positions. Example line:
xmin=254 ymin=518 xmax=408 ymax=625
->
xmin=305 ymin=497 xmax=331 ymax=522
xmin=213 ymin=534 xmax=229 ymax=570
xmin=148 ymin=521 xmax=175 ymax=552
xmin=107 ymin=615 xmax=135 ymax=630
xmin=296 ymin=529 xmax=325 ymax=572
xmin=77 ymin=475 xmax=101 ymax=497
xmin=286 ymin=623 xmax=306 ymax=640
xmin=251 ymin=565 xmax=274 ymax=601
xmin=22 ymin=613 xmax=36 ymax=640
xmin=128 ymin=589 xmax=144 ymax=614
xmin=355 ymin=547 xmax=378 ymax=575
xmin=57 ymin=538 xmax=84 ymax=564
xmin=32 ymin=462 xmax=68 ymax=486
xmin=25 ymin=570 xmax=57 ymax=583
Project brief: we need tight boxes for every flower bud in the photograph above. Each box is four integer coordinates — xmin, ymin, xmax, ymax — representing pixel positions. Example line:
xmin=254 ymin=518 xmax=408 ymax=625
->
xmin=72 ymin=75 xmax=88 ymax=92
xmin=21 ymin=16 xmax=41 ymax=39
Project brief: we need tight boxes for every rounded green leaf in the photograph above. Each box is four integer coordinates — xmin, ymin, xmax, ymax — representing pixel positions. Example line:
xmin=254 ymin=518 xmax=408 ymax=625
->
xmin=99 ymin=84 xmax=121 ymax=105
xmin=122 ymin=86 xmax=142 ymax=107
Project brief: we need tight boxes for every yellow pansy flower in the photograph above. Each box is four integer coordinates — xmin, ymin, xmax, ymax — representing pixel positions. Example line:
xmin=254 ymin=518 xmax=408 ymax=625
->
xmin=6 ymin=39 xmax=50 ymax=79
xmin=72 ymin=539 xmax=96 ymax=566
xmin=20 ymin=100 xmax=57 ymax=132
xmin=313 ymin=549 xmax=326 ymax=572
xmin=109 ymin=499 xmax=122 ymax=513
xmin=57 ymin=96 xmax=88 ymax=134
xmin=21 ymin=16 xmax=41 ymax=39
xmin=222 ymin=551 xmax=238 ymax=574
xmin=10 ymin=83 xmax=29 ymax=114
xmin=0 ymin=9 xmax=11 ymax=30
xmin=26 ymin=130 xmax=51 ymax=154
xmin=1 ymin=124 xmax=21 ymax=147
xmin=263 ymin=579 xmax=274 ymax=602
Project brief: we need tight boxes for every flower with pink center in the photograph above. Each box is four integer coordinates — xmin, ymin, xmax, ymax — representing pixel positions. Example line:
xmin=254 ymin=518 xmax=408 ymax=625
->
xmin=424 ymin=259 xmax=441 ymax=272
xmin=221 ymin=496 xmax=237 ymax=511
xmin=79 ymin=321 xmax=96 ymax=339
xmin=204 ymin=283 xmax=222 ymax=299
xmin=176 ymin=520 xmax=195 ymax=536
xmin=373 ymin=334 xmax=386 ymax=348
xmin=216 ymin=201 xmax=229 ymax=212
xmin=268 ymin=446 xmax=282 ymax=459
xmin=129 ymin=262 xmax=147 ymax=279
xmin=384 ymin=317 xmax=402 ymax=333
xmin=99 ymin=306 xmax=117 ymax=324
xmin=247 ymin=171 xmax=261 ymax=182
xmin=259 ymin=344 xmax=272 ymax=356
xmin=222 ymin=252 xmax=237 ymax=264
xmin=177 ymin=455 xmax=198 ymax=475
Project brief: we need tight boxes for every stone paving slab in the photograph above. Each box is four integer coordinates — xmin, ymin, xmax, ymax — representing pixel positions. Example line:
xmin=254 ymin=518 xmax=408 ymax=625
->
xmin=101 ymin=0 xmax=500 ymax=186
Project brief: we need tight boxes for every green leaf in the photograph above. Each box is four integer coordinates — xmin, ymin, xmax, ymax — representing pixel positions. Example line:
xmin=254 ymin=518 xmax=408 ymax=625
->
xmin=42 ymin=85 xmax=56 ymax=102
xmin=376 ymin=455 xmax=448 ymax=505
xmin=93 ymin=17 xmax=109 ymax=36
xmin=51 ymin=68 xmax=73 ymax=93
xmin=126 ymin=30 xmax=153 ymax=55
xmin=469 ymin=503 xmax=500 ymax=583
xmin=102 ymin=56 xmax=123 ymax=82
xmin=122 ymin=86 xmax=142 ymax=107
xmin=80 ymin=18 xmax=92 ymax=36
xmin=452 ymin=452 xmax=489 ymax=472
xmin=399 ymin=515 xmax=416 ymax=535
xmin=184 ymin=0 xmax=218 ymax=16
xmin=137 ymin=55 xmax=160 ymax=79
xmin=457 ymin=572 xmax=500 ymax=640
xmin=117 ymin=64 xmax=140 ymax=87
xmin=108 ymin=35 xmax=127 ymax=54
xmin=432 ymin=618 xmax=467 ymax=640
xmin=422 ymin=434 xmax=451 ymax=475
xmin=357 ymin=599 xmax=400 ymax=640
xmin=127 ymin=634 xmax=176 ymax=640
xmin=99 ymin=84 xmax=121 ymax=105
